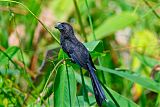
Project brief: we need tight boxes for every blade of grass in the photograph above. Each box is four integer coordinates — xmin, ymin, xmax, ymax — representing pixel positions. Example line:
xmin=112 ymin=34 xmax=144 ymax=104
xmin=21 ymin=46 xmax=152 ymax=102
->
xmin=80 ymin=68 xmax=90 ymax=105
xmin=84 ymin=0 xmax=108 ymax=95
xmin=11 ymin=9 xmax=35 ymax=89
xmin=42 ymin=59 xmax=67 ymax=95
xmin=54 ymin=64 xmax=77 ymax=107
xmin=0 ymin=0 xmax=60 ymax=44
xmin=143 ymin=0 xmax=160 ymax=19
xmin=73 ymin=0 xmax=87 ymax=41
xmin=99 ymin=81 xmax=120 ymax=107
xmin=75 ymin=71 xmax=139 ymax=107
xmin=96 ymin=65 xmax=160 ymax=93
xmin=0 ymin=47 xmax=19 ymax=68
xmin=84 ymin=0 xmax=96 ymax=40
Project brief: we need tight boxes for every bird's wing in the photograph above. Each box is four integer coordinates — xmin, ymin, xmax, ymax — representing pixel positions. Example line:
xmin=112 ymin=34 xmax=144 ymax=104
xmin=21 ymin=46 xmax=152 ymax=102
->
xmin=69 ymin=43 xmax=89 ymax=69
xmin=62 ymin=39 xmax=94 ymax=69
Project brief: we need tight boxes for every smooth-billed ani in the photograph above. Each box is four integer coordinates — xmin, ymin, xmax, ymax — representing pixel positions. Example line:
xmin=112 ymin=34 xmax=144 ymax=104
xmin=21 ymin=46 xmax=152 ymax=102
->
xmin=55 ymin=22 xmax=106 ymax=106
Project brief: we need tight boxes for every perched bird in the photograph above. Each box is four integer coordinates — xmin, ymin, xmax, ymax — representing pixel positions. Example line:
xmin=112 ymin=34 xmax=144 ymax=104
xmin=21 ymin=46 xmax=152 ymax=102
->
xmin=55 ymin=22 xmax=106 ymax=106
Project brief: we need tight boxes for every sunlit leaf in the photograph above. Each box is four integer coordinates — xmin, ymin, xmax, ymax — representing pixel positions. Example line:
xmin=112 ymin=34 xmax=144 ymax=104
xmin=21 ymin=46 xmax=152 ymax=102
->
xmin=87 ymin=12 xmax=138 ymax=40
xmin=54 ymin=64 xmax=76 ymax=107
xmin=84 ymin=40 xmax=103 ymax=52
xmin=75 ymin=96 xmax=90 ymax=107
xmin=96 ymin=65 xmax=160 ymax=93
xmin=74 ymin=71 xmax=138 ymax=107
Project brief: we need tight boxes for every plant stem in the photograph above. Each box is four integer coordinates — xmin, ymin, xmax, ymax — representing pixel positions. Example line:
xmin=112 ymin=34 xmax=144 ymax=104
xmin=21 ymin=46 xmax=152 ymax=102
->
xmin=143 ymin=0 xmax=160 ymax=19
xmin=73 ymin=0 xmax=87 ymax=42
xmin=0 ymin=0 xmax=60 ymax=44
xmin=84 ymin=0 xmax=96 ymax=40
xmin=80 ymin=68 xmax=90 ymax=104
xmin=100 ymin=81 xmax=120 ymax=107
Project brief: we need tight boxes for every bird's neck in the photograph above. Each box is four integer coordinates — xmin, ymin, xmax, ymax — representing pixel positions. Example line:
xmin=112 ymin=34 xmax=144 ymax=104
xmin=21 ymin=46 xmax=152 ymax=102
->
xmin=60 ymin=31 xmax=79 ymax=43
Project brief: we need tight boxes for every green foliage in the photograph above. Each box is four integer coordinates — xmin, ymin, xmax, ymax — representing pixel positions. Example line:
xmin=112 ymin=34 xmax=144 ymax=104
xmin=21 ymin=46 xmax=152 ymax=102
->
xmin=0 ymin=46 xmax=19 ymax=65
xmin=88 ymin=12 xmax=138 ymax=41
xmin=96 ymin=66 xmax=160 ymax=93
xmin=54 ymin=64 xmax=76 ymax=107
xmin=0 ymin=0 xmax=160 ymax=107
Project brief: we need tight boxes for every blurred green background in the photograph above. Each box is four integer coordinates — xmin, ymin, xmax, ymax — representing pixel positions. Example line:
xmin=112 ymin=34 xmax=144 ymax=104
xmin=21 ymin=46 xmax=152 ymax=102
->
xmin=0 ymin=0 xmax=160 ymax=107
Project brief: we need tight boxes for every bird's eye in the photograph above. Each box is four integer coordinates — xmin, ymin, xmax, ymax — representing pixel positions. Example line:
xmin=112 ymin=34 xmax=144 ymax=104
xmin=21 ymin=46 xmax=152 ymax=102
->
xmin=61 ymin=25 xmax=65 ymax=29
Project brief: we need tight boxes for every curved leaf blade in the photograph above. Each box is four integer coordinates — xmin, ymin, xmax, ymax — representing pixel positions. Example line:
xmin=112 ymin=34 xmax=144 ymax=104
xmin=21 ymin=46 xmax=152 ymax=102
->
xmin=54 ymin=64 xmax=76 ymax=107
xmin=87 ymin=12 xmax=138 ymax=40
xmin=96 ymin=65 xmax=160 ymax=93
xmin=0 ymin=46 xmax=19 ymax=65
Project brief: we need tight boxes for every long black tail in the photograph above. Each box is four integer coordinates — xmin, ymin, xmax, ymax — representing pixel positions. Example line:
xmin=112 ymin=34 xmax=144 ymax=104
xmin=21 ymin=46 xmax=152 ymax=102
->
xmin=87 ymin=63 xmax=106 ymax=106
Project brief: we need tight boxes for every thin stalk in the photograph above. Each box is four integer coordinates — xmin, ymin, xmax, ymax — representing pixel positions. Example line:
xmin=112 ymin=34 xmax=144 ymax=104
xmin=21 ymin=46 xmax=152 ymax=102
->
xmin=80 ymin=68 xmax=90 ymax=104
xmin=0 ymin=49 xmax=18 ymax=69
xmin=0 ymin=0 xmax=60 ymax=44
xmin=98 ymin=58 xmax=106 ymax=84
xmin=84 ymin=0 xmax=107 ymax=84
xmin=40 ymin=59 xmax=67 ymax=106
xmin=84 ymin=0 xmax=96 ymax=40
xmin=99 ymin=81 xmax=120 ymax=107
xmin=143 ymin=0 xmax=160 ymax=19
xmin=12 ymin=10 xmax=35 ymax=89
xmin=76 ymin=96 xmax=80 ymax=107
xmin=42 ymin=59 xmax=67 ymax=94
xmin=73 ymin=0 xmax=87 ymax=42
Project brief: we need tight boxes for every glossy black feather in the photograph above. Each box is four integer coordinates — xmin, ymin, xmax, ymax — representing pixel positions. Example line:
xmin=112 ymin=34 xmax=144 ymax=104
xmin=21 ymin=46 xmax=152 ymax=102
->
xmin=55 ymin=22 xmax=106 ymax=106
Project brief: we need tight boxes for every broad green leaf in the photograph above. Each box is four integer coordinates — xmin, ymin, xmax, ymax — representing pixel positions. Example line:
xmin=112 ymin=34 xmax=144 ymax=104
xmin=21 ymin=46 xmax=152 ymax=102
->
xmin=0 ymin=46 xmax=19 ymax=65
xmin=84 ymin=40 xmax=103 ymax=52
xmin=107 ymin=87 xmax=139 ymax=107
xmin=87 ymin=12 xmax=138 ymax=40
xmin=96 ymin=65 xmax=160 ymax=93
xmin=67 ymin=66 xmax=77 ymax=106
xmin=75 ymin=96 xmax=90 ymax=107
xmin=75 ymin=72 xmax=116 ymax=107
xmin=54 ymin=64 xmax=76 ymax=107
xmin=58 ymin=49 xmax=68 ymax=60
xmin=75 ymin=71 xmax=138 ymax=107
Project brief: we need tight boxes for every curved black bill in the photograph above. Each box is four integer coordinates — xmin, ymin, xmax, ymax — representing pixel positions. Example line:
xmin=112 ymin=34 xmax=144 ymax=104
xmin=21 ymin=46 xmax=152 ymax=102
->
xmin=55 ymin=22 xmax=63 ymax=30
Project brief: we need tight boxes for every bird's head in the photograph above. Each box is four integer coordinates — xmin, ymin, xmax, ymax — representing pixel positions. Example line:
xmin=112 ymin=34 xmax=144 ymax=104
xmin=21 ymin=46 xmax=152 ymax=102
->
xmin=55 ymin=22 xmax=73 ymax=34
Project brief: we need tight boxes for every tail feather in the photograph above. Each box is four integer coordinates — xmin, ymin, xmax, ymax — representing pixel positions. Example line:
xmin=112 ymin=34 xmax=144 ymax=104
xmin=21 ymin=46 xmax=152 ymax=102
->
xmin=87 ymin=63 xmax=106 ymax=106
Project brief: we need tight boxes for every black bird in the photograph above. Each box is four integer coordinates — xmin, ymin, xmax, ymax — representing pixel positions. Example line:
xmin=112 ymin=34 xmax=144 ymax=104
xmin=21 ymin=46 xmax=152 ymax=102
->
xmin=55 ymin=22 xmax=106 ymax=106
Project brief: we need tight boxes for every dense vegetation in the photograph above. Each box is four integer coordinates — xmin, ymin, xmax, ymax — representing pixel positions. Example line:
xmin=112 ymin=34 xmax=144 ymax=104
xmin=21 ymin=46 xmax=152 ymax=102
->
xmin=0 ymin=0 xmax=160 ymax=107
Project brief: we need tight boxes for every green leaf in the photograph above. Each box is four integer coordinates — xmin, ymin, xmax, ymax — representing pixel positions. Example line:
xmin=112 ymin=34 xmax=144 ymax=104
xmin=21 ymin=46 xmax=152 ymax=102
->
xmin=75 ymin=96 xmax=90 ymax=107
xmin=136 ymin=53 xmax=160 ymax=68
xmin=67 ymin=66 xmax=77 ymax=106
xmin=87 ymin=12 xmax=138 ymax=40
xmin=107 ymin=87 xmax=139 ymax=107
xmin=75 ymin=71 xmax=138 ymax=107
xmin=96 ymin=65 xmax=160 ymax=93
xmin=74 ymin=72 xmax=116 ymax=107
xmin=54 ymin=64 xmax=76 ymax=107
xmin=84 ymin=40 xmax=103 ymax=52
xmin=0 ymin=46 xmax=19 ymax=65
